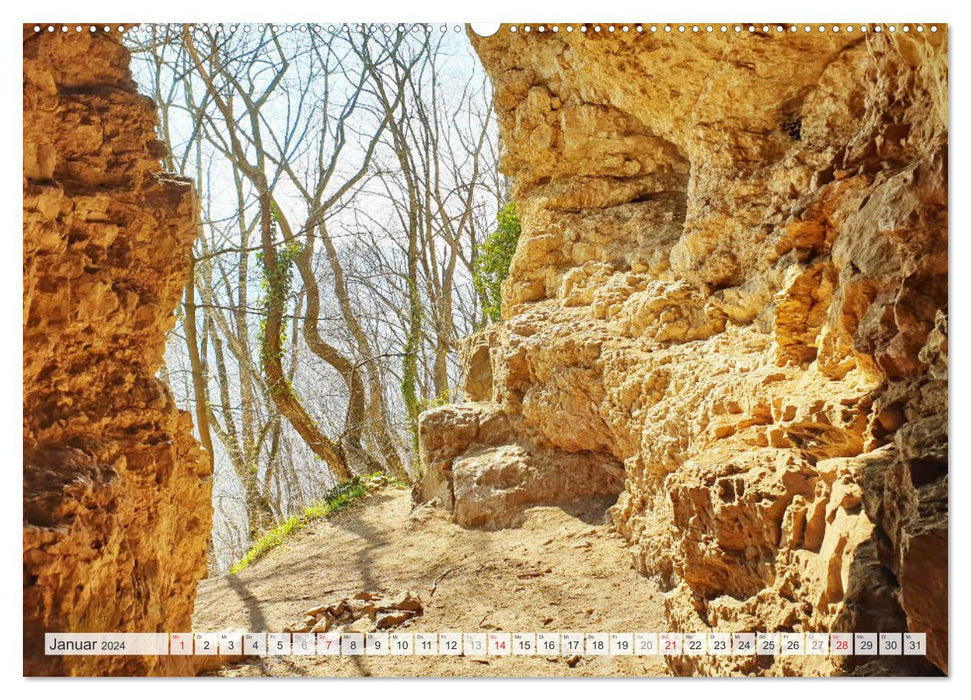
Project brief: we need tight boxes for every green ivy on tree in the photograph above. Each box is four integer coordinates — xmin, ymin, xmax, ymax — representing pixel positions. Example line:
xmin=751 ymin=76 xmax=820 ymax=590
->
xmin=256 ymin=206 xmax=304 ymax=375
xmin=473 ymin=201 xmax=521 ymax=324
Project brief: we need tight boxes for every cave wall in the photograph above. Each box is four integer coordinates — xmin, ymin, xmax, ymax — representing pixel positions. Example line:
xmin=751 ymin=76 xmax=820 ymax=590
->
xmin=23 ymin=28 xmax=211 ymax=676
xmin=419 ymin=26 xmax=947 ymax=675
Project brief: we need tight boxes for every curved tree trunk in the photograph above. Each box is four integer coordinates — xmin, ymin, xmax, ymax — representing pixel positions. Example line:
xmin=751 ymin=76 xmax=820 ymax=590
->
xmin=316 ymin=224 xmax=411 ymax=482
xmin=293 ymin=244 xmax=380 ymax=476
xmin=258 ymin=193 xmax=352 ymax=482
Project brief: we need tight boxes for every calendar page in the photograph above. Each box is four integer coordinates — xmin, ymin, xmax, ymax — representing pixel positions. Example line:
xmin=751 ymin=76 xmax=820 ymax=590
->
xmin=21 ymin=3 xmax=949 ymax=684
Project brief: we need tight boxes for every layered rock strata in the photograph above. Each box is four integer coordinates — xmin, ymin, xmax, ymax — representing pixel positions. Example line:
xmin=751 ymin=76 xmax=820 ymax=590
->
xmin=419 ymin=25 xmax=948 ymax=676
xmin=23 ymin=27 xmax=211 ymax=676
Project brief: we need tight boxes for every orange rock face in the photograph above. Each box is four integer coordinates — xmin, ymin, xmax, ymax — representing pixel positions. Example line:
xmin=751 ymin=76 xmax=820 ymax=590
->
xmin=23 ymin=28 xmax=211 ymax=676
xmin=418 ymin=27 xmax=947 ymax=675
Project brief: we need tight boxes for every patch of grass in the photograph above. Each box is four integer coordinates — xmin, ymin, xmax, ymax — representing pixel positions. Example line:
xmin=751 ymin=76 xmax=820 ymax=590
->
xmin=229 ymin=473 xmax=402 ymax=574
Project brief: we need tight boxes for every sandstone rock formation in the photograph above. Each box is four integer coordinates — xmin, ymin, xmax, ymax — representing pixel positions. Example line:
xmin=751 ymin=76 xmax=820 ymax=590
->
xmin=23 ymin=28 xmax=211 ymax=676
xmin=416 ymin=401 xmax=625 ymax=528
xmin=418 ymin=25 xmax=947 ymax=675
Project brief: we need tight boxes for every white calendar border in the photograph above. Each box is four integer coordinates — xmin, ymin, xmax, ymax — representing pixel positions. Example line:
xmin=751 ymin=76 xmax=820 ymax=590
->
xmin=5 ymin=1 xmax=965 ymax=698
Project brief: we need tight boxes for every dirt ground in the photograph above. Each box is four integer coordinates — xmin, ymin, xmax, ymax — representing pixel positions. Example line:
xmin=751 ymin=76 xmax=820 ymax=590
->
xmin=192 ymin=486 xmax=672 ymax=677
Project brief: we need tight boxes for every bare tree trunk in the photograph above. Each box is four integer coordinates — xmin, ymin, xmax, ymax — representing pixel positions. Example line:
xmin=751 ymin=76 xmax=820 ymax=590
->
xmin=294 ymin=245 xmax=379 ymax=475
xmin=183 ymin=254 xmax=215 ymax=460
xmin=314 ymin=224 xmax=410 ymax=481
xmin=257 ymin=193 xmax=352 ymax=482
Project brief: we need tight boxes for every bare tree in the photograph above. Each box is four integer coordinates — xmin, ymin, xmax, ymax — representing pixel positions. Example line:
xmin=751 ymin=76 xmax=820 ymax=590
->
xmin=127 ymin=23 xmax=499 ymax=568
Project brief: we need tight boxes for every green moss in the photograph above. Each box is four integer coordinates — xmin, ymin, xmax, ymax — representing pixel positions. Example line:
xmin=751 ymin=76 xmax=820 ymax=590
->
xmin=418 ymin=389 xmax=452 ymax=413
xmin=228 ymin=473 xmax=403 ymax=574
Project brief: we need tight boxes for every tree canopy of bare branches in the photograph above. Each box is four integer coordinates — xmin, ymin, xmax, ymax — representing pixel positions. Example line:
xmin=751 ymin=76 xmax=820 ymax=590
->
xmin=127 ymin=23 xmax=502 ymax=572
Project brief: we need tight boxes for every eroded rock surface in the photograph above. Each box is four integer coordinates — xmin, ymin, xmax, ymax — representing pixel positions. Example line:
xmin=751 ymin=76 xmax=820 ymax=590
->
xmin=23 ymin=28 xmax=210 ymax=676
xmin=417 ymin=402 xmax=624 ymax=528
xmin=418 ymin=26 xmax=947 ymax=675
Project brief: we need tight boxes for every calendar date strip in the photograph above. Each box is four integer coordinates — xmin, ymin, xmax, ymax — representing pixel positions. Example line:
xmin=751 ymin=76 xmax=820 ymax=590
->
xmin=45 ymin=631 xmax=927 ymax=657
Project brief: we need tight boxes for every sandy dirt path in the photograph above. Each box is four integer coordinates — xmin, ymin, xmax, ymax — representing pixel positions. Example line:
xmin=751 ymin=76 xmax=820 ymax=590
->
xmin=193 ymin=487 xmax=671 ymax=677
